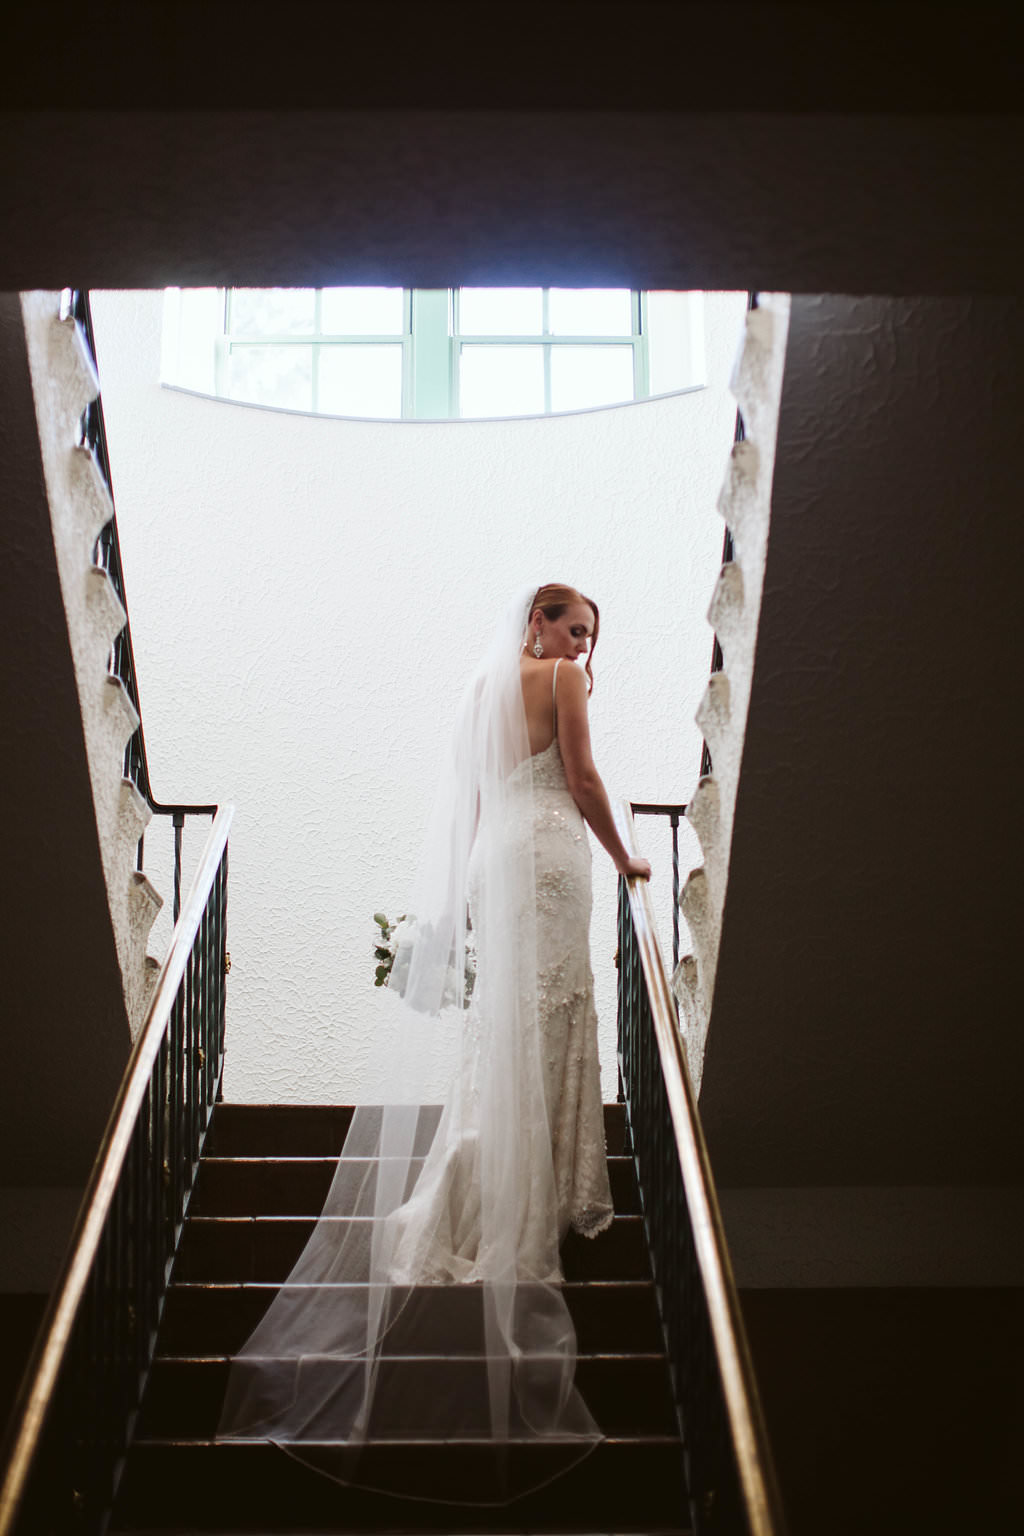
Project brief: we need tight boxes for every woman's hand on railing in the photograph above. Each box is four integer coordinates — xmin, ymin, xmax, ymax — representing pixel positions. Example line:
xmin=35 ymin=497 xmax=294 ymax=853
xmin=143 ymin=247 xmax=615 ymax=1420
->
xmin=618 ymin=855 xmax=652 ymax=881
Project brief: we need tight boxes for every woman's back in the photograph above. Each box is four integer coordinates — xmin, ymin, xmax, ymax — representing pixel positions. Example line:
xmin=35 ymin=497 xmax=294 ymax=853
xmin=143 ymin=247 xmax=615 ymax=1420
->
xmin=520 ymin=656 xmax=561 ymax=755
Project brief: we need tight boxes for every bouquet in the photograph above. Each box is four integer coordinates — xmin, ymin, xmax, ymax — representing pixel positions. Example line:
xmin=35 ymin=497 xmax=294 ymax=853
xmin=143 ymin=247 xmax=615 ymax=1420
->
xmin=372 ymin=911 xmax=476 ymax=1008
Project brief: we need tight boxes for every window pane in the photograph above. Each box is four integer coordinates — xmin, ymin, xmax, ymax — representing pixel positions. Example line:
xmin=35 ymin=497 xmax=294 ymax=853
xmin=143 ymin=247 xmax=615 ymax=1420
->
xmin=321 ymin=287 xmax=405 ymax=336
xmin=647 ymin=290 xmax=703 ymax=393
xmin=548 ymin=288 xmax=633 ymax=336
xmin=458 ymin=289 xmax=543 ymax=337
xmin=550 ymin=345 xmax=635 ymax=412
xmin=229 ymin=288 xmax=316 ymax=336
xmin=460 ymin=345 xmax=544 ymax=417
xmin=318 ymin=345 xmax=404 ymax=417
xmin=225 ymin=344 xmax=312 ymax=410
xmin=160 ymin=287 xmax=221 ymax=393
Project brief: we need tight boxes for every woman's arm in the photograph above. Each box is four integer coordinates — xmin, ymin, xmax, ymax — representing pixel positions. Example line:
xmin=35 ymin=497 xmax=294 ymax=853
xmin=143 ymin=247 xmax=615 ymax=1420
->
xmin=556 ymin=664 xmax=651 ymax=880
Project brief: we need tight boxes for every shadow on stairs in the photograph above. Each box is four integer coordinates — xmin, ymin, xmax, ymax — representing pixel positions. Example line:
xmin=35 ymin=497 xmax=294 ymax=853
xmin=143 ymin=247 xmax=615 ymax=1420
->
xmin=111 ymin=1102 xmax=689 ymax=1534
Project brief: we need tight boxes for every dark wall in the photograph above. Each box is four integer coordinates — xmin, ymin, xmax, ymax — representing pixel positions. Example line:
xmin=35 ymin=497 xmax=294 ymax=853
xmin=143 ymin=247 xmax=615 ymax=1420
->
xmin=8 ymin=4 xmax=1023 ymax=113
xmin=3 ymin=111 xmax=1021 ymax=293
xmin=741 ymin=1287 xmax=1024 ymax=1536
xmin=0 ymin=1296 xmax=47 ymax=1440
xmin=700 ymin=295 xmax=1024 ymax=1191
xmin=3 ymin=6 xmax=1021 ymax=292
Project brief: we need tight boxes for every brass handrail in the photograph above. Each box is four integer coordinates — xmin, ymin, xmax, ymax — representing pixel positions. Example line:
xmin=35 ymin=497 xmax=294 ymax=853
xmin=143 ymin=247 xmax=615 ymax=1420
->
xmin=615 ymin=798 xmax=786 ymax=1536
xmin=0 ymin=803 xmax=234 ymax=1535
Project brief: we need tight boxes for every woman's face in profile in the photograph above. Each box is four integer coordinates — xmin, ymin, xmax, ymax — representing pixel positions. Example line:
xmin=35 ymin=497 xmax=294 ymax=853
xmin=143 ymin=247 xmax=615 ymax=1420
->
xmin=541 ymin=602 xmax=595 ymax=662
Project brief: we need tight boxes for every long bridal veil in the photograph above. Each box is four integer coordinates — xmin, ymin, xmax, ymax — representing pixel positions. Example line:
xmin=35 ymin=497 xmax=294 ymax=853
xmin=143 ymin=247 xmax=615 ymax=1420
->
xmin=217 ymin=584 xmax=604 ymax=1503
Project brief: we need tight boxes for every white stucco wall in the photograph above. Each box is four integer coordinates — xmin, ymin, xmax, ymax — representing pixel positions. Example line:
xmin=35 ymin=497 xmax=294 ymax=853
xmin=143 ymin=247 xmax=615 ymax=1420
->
xmin=90 ymin=289 xmax=747 ymax=1103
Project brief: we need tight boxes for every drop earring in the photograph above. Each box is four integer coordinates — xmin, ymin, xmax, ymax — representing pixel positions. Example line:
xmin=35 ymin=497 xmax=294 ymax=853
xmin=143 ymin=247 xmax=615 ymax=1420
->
xmin=533 ymin=631 xmax=544 ymax=658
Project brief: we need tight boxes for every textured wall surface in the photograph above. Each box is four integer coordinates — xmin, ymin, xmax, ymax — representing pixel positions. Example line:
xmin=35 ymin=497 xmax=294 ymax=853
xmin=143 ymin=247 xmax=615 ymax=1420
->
xmin=700 ymin=295 xmax=1024 ymax=1286
xmin=674 ymin=296 xmax=791 ymax=1089
xmin=90 ymin=289 xmax=747 ymax=1104
xmin=21 ymin=294 xmax=163 ymax=1040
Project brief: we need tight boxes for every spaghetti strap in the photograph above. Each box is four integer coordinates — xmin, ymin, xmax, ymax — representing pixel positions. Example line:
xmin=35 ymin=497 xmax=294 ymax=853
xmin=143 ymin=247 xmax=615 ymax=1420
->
xmin=551 ymin=658 xmax=561 ymax=738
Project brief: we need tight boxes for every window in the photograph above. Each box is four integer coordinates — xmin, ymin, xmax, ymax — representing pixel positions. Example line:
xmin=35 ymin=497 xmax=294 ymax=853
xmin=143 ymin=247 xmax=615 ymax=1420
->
xmin=161 ymin=287 xmax=706 ymax=419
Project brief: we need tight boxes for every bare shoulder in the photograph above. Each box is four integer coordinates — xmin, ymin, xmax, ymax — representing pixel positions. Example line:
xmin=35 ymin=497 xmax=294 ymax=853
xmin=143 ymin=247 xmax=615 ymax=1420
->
xmin=555 ymin=661 xmax=589 ymax=703
xmin=521 ymin=655 xmax=561 ymax=692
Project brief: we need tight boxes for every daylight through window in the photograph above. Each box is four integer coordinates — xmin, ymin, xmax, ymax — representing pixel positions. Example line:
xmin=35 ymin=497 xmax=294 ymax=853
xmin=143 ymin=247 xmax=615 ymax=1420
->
xmin=161 ymin=287 xmax=707 ymax=420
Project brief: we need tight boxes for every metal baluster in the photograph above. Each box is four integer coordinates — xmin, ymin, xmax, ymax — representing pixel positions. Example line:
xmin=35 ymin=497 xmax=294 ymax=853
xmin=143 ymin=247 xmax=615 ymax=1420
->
xmin=185 ymin=940 xmax=196 ymax=1194
xmin=217 ymin=850 xmax=228 ymax=1099
xmin=617 ymin=852 xmax=774 ymax=1535
xmin=156 ymin=1029 xmax=169 ymax=1278
xmin=168 ymin=987 xmax=182 ymax=1246
xmin=670 ymin=810 xmax=680 ymax=970
xmin=172 ymin=813 xmax=184 ymax=923
xmin=630 ymin=804 xmax=687 ymax=979
xmin=0 ymin=816 xmax=257 ymax=1532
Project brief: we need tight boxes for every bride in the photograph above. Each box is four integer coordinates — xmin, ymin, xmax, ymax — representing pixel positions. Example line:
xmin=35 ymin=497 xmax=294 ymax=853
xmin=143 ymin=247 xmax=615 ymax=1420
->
xmin=217 ymin=583 xmax=651 ymax=1504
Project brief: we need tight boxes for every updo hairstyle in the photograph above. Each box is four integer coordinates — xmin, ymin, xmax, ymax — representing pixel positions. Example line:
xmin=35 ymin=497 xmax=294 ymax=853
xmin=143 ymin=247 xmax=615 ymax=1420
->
xmin=530 ymin=583 xmax=600 ymax=693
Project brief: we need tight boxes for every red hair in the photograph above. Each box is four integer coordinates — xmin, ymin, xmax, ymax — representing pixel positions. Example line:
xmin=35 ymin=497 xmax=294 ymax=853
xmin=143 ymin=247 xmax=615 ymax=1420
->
xmin=530 ymin=583 xmax=600 ymax=693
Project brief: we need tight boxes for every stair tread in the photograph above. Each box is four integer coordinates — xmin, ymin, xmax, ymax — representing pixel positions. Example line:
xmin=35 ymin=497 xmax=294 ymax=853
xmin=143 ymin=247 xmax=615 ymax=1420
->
xmin=139 ymin=1434 xmax=681 ymax=1447
xmin=190 ymin=1156 xmax=639 ymax=1217
xmin=197 ymin=1155 xmax=633 ymax=1166
xmin=152 ymin=1349 xmax=668 ymax=1362
xmin=120 ymin=1107 xmax=680 ymax=1534
xmin=211 ymin=1104 xmax=629 ymax=1113
xmin=169 ymin=1278 xmax=654 ymax=1290
xmin=174 ymin=1210 xmax=650 ymax=1283
xmin=140 ymin=1351 xmax=679 ymax=1444
xmin=157 ymin=1279 xmax=663 ymax=1358
xmin=185 ymin=1211 xmax=641 ymax=1219
xmin=115 ymin=1435 xmax=687 ymax=1531
xmin=179 ymin=1213 xmax=643 ymax=1228
xmin=205 ymin=1104 xmax=629 ymax=1160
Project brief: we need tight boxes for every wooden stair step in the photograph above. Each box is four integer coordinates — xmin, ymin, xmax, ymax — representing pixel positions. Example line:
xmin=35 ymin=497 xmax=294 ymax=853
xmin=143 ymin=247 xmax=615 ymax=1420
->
xmin=191 ymin=1156 xmax=639 ymax=1218
xmin=112 ymin=1436 xmax=686 ymax=1532
xmin=204 ymin=1103 xmax=629 ymax=1159
xmin=159 ymin=1281 xmax=664 ymax=1356
xmin=140 ymin=1352 xmax=678 ymax=1439
xmin=174 ymin=1213 xmax=650 ymax=1283
xmin=115 ymin=1103 xmax=678 ymax=1533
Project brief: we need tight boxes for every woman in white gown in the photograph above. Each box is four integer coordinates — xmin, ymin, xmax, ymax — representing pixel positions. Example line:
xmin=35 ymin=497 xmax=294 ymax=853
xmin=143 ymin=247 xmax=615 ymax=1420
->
xmin=217 ymin=583 xmax=651 ymax=1504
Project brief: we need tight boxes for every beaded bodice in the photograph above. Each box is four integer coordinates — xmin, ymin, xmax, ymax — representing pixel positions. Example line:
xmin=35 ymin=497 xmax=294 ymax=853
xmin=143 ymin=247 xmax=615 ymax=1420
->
xmin=528 ymin=737 xmax=571 ymax=791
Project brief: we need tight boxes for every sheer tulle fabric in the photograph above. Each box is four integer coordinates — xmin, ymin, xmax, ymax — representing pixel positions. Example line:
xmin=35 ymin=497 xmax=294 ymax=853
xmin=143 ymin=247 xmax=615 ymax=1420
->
xmin=217 ymin=587 xmax=604 ymax=1502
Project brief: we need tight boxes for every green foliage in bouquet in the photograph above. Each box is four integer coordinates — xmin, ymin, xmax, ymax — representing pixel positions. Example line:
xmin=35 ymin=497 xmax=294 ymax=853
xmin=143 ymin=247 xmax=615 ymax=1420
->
xmin=372 ymin=910 xmax=404 ymax=988
xmin=371 ymin=910 xmax=476 ymax=1007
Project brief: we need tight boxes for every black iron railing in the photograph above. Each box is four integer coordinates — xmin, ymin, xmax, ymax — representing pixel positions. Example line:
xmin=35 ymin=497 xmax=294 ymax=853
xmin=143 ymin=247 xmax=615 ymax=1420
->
xmin=615 ymin=801 xmax=785 ymax=1536
xmin=62 ymin=289 xmax=216 ymax=919
xmin=0 ymin=806 xmax=233 ymax=1536
xmin=630 ymin=801 xmax=687 ymax=971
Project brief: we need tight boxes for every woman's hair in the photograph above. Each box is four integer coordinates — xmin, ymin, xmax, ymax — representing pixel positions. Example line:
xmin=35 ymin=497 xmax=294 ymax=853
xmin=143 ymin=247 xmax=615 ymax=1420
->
xmin=530 ymin=583 xmax=600 ymax=693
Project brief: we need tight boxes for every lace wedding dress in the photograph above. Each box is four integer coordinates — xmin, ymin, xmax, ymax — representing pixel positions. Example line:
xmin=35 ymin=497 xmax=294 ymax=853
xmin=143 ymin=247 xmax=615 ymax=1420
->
xmin=385 ymin=660 xmax=614 ymax=1284
xmin=218 ymin=592 xmax=612 ymax=1503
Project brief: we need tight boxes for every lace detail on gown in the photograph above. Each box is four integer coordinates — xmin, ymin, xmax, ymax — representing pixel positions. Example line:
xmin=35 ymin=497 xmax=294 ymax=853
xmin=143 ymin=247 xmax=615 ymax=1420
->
xmin=530 ymin=739 xmax=615 ymax=1244
xmin=386 ymin=735 xmax=614 ymax=1283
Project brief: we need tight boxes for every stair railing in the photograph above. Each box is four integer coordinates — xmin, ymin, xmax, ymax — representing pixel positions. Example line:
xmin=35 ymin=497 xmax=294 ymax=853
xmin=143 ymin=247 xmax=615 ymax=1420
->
xmin=615 ymin=799 xmax=786 ymax=1536
xmin=0 ymin=804 xmax=234 ymax=1536
xmin=630 ymin=800 xmax=687 ymax=970
xmin=62 ymin=288 xmax=217 ymax=920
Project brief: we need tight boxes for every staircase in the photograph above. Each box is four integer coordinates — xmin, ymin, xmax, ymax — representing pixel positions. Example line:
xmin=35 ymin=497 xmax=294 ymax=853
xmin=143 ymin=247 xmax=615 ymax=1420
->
xmin=112 ymin=1101 xmax=688 ymax=1533
xmin=20 ymin=290 xmax=164 ymax=1040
